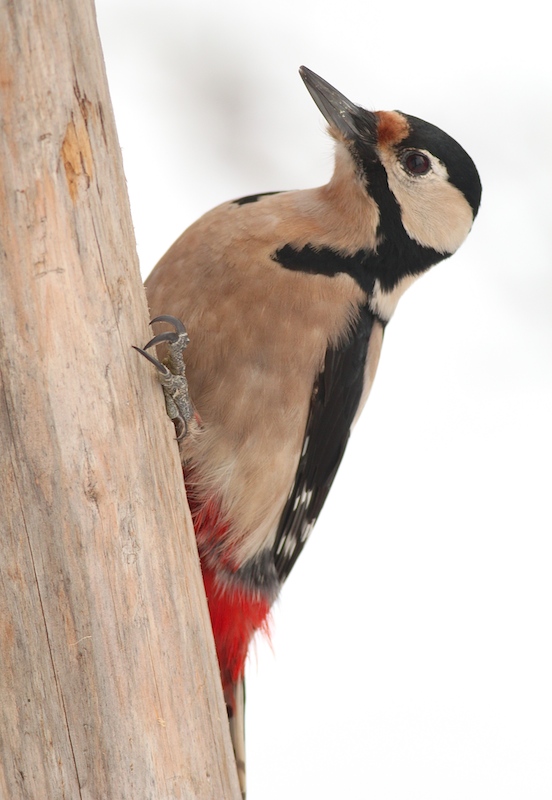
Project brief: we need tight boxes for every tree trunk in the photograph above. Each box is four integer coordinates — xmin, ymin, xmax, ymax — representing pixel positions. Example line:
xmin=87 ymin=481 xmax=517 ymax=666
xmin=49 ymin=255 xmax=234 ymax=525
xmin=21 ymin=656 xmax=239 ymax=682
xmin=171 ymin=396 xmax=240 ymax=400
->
xmin=0 ymin=1 xmax=241 ymax=798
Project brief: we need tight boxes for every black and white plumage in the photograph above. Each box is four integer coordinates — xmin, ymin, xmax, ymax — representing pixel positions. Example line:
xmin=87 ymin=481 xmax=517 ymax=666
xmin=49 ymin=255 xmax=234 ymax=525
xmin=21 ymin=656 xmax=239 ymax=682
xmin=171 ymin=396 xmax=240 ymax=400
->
xmin=141 ymin=66 xmax=481 ymax=796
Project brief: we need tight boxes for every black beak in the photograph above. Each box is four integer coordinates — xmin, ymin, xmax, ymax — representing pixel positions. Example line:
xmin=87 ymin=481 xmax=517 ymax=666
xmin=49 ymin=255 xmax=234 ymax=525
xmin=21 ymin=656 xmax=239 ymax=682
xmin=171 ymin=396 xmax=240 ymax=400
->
xmin=299 ymin=66 xmax=378 ymax=145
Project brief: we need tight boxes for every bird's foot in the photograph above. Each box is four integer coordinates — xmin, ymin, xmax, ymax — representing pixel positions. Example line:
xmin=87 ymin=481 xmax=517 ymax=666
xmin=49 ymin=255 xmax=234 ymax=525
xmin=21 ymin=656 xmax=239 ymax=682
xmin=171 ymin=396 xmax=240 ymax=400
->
xmin=134 ymin=315 xmax=194 ymax=440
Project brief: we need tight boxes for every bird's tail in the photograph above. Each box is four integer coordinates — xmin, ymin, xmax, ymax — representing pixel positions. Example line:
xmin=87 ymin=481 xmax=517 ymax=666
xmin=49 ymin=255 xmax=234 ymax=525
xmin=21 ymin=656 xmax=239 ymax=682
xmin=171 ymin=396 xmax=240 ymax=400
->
xmin=226 ymin=679 xmax=246 ymax=798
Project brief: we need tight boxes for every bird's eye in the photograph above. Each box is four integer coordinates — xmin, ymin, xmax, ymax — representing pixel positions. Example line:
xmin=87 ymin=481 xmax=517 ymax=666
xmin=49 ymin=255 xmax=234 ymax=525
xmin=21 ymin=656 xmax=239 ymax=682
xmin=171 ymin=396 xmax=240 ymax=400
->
xmin=401 ymin=151 xmax=431 ymax=176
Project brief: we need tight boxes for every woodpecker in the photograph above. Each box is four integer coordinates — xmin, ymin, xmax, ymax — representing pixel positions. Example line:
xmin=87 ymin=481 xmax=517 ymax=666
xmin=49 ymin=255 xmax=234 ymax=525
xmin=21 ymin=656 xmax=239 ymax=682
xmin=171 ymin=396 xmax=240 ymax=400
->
xmin=137 ymin=66 xmax=481 ymax=796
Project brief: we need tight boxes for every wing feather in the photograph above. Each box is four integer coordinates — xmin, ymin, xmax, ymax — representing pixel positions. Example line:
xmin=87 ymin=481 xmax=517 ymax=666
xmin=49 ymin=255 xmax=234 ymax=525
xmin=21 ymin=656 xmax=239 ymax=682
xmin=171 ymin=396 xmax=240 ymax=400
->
xmin=273 ymin=303 xmax=378 ymax=582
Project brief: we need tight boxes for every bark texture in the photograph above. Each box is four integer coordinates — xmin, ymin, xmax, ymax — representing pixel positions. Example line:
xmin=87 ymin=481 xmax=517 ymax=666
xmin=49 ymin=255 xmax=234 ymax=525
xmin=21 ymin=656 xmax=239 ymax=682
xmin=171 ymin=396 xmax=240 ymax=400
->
xmin=0 ymin=2 xmax=241 ymax=798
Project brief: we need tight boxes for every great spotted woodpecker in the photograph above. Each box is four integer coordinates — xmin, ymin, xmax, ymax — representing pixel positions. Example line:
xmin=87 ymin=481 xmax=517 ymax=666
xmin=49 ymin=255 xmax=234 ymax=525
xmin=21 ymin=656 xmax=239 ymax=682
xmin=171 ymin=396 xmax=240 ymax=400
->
xmin=137 ymin=66 xmax=481 ymax=796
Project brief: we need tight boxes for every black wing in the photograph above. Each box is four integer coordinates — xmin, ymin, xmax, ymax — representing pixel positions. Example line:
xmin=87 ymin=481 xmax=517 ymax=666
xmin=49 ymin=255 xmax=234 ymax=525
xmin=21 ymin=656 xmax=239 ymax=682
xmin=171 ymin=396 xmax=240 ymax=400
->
xmin=272 ymin=303 xmax=377 ymax=582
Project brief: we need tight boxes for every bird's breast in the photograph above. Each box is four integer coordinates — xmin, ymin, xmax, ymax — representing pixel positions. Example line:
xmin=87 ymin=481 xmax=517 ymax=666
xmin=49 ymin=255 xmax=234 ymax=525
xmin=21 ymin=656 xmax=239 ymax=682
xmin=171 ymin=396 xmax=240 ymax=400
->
xmin=145 ymin=194 xmax=374 ymax=563
xmin=183 ymin=260 xmax=367 ymax=563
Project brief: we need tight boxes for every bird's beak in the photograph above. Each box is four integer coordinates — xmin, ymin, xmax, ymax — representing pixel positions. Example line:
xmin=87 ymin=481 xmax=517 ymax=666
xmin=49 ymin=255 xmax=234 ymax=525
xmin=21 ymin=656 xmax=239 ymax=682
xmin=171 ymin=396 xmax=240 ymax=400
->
xmin=299 ymin=66 xmax=378 ymax=145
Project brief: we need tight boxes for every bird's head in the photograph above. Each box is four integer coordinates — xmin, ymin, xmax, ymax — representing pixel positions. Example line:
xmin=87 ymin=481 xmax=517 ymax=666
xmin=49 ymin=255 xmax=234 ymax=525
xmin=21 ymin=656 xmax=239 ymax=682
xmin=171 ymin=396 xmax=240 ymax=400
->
xmin=300 ymin=66 xmax=481 ymax=263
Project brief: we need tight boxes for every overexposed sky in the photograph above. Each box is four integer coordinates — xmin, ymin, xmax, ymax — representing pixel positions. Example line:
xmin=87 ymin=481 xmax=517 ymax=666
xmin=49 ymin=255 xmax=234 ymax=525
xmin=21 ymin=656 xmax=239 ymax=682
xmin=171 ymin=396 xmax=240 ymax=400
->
xmin=95 ymin=2 xmax=552 ymax=797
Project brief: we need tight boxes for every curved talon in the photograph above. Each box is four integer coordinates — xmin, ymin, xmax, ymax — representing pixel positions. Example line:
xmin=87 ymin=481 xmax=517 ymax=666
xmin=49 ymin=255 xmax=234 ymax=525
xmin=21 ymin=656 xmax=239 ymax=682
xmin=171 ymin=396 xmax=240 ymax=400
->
xmin=144 ymin=332 xmax=176 ymax=350
xmin=150 ymin=314 xmax=188 ymax=335
xmin=132 ymin=345 xmax=171 ymax=374
xmin=132 ymin=346 xmax=168 ymax=374
xmin=141 ymin=316 xmax=190 ymax=351
xmin=134 ymin=317 xmax=194 ymax=440
xmin=142 ymin=330 xmax=189 ymax=351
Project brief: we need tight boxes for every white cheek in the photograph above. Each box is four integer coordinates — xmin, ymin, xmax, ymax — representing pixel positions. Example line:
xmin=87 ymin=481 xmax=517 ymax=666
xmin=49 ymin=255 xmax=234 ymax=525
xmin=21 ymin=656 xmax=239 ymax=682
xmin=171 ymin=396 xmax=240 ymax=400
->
xmin=395 ymin=179 xmax=474 ymax=254
xmin=379 ymin=151 xmax=474 ymax=254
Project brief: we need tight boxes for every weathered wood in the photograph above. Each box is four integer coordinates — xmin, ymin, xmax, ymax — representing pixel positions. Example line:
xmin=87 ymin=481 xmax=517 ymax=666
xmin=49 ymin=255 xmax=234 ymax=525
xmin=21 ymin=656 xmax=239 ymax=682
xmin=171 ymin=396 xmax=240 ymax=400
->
xmin=0 ymin=1 xmax=241 ymax=798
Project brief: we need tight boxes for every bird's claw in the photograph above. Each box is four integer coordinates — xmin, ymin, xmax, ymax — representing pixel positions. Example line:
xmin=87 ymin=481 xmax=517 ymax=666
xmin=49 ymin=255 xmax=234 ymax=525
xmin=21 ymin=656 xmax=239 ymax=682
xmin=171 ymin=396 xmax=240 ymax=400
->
xmin=134 ymin=315 xmax=193 ymax=440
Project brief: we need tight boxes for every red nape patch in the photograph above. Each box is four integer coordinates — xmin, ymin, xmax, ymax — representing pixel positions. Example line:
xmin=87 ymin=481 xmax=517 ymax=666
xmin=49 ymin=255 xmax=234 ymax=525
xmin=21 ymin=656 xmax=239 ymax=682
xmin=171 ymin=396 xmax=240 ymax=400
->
xmin=202 ymin=567 xmax=272 ymax=690
xmin=376 ymin=110 xmax=410 ymax=146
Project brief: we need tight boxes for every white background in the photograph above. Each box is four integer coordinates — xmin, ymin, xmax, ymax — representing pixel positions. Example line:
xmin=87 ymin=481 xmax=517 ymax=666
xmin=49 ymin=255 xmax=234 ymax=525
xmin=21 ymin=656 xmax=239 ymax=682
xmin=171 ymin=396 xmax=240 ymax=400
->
xmin=95 ymin=2 xmax=552 ymax=797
